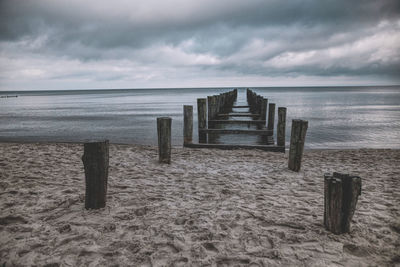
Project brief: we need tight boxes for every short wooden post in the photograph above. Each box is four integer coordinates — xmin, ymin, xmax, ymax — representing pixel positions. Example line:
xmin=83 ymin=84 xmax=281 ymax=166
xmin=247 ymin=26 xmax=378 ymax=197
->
xmin=157 ymin=117 xmax=172 ymax=164
xmin=324 ymin=173 xmax=362 ymax=234
xmin=288 ymin=119 xmax=308 ymax=172
xmin=197 ymin=98 xmax=207 ymax=143
xmin=82 ymin=140 xmax=109 ymax=209
xmin=277 ymin=107 xmax=287 ymax=147
xmin=267 ymin=103 xmax=276 ymax=132
xmin=183 ymin=105 xmax=193 ymax=145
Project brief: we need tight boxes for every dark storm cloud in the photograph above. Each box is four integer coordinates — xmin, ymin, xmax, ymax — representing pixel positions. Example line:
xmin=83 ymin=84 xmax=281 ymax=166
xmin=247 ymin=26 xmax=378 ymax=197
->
xmin=0 ymin=0 xmax=399 ymax=89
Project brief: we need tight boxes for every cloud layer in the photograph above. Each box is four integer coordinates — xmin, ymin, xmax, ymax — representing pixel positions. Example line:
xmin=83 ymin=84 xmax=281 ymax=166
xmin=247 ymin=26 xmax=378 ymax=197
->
xmin=1 ymin=0 xmax=399 ymax=90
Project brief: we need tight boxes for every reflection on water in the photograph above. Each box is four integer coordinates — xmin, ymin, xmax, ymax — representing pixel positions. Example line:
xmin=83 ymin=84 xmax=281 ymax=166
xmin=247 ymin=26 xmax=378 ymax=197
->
xmin=0 ymin=86 xmax=399 ymax=149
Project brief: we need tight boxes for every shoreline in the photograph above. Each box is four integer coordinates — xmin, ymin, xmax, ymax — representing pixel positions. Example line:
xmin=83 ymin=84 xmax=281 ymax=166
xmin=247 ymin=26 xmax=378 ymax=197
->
xmin=0 ymin=140 xmax=399 ymax=151
xmin=1 ymin=142 xmax=399 ymax=266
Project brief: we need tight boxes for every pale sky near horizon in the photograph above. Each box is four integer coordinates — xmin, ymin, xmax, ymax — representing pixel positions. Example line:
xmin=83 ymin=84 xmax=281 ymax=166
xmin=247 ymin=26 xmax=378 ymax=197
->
xmin=0 ymin=0 xmax=399 ymax=91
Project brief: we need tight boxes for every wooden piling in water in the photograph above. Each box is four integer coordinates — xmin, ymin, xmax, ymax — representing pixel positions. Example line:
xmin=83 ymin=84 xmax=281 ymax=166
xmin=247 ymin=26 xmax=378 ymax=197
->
xmin=82 ymin=140 xmax=109 ymax=209
xmin=255 ymin=95 xmax=260 ymax=114
xmin=277 ymin=107 xmax=287 ymax=147
xmin=261 ymin=98 xmax=268 ymax=121
xmin=157 ymin=117 xmax=172 ymax=164
xmin=267 ymin=103 xmax=276 ymax=132
xmin=208 ymin=96 xmax=218 ymax=121
xmin=288 ymin=119 xmax=308 ymax=172
xmin=324 ymin=172 xmax=362 ymax=234
xmin=183 ymin=105 xmax=193 ymax=145
xmin=197 ymin=98 xmax=207 ymax=143
xmin=207 ymin=96 xmax=212 ymax=121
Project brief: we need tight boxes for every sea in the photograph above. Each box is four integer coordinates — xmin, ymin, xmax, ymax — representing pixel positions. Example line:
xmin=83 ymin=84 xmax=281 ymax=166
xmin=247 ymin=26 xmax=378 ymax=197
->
xmin=0 ymin=86 xmax=399 ymax=149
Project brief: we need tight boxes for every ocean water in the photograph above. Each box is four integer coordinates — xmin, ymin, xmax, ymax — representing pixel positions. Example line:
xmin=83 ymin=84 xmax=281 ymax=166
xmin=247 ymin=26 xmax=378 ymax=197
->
xmin=0 ymin=87 xmax=399 ymax=149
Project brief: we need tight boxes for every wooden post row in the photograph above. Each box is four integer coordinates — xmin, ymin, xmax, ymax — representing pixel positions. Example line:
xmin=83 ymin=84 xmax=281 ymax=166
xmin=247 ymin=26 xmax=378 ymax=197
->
xmin=288 ymin=119 xmax=308 ymax=171
xmin=277 ymin=107 xmax=287 ymax=147
xmin=157 ymin=117 xmax=172 ymax=164
xmin=324 ymin=172 xmax=362 ymax=234
xmin=82 ymin=140 xmax=109 ymax=209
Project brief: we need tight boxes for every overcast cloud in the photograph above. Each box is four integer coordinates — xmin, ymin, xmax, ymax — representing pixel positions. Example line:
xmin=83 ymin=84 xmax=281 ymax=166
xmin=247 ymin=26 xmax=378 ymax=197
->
xmin=0 ymin=0 xmax=399 ymax=90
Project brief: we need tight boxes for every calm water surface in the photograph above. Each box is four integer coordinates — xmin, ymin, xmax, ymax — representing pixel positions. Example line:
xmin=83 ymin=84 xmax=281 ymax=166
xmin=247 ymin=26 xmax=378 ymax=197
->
xmin=0 ymin=87 xmax=399 ymax=149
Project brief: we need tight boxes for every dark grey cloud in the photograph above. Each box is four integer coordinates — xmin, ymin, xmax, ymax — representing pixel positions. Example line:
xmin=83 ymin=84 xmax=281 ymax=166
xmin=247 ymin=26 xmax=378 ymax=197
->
xmin=0 ymin=0 xmax=399 ymax=90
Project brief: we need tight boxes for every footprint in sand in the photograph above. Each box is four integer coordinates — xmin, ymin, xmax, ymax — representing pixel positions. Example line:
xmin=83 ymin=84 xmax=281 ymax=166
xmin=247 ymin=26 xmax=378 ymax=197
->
xmin=202 ymin=242 xmax=219 ymax=253
xmin=343 ymin=243 xmax=370 ymax=257
xmin=102 ymin=223 xmax=116 ymax=232
xmin=0 ymin=215 xmax=28 ymax=225
xmin=150 ymin=243 xmax=182 ymax=266
xmin=134 ymin=206 xmax=148 ymax=216
xmin=174 ymin=217 xmax=187 ymax=225
xmin=172 ymin=257 xmax=189 ymax=267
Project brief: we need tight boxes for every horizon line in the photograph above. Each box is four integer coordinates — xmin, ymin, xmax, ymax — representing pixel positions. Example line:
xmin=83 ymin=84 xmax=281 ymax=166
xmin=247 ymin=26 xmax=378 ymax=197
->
xmin=1 ymin=84 xmax=399 ymax=93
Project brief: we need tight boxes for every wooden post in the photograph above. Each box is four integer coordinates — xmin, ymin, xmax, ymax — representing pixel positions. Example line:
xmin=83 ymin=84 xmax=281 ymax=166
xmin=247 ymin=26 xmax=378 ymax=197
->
xmin=207 ymin=96 xmax=213 ymax=121
xmin=212 ymin=95 xmax=218 ymax=119
xmin=267 ymin=103 xmax=276 ymax=132
xmin=157 ymin=117 xmax=172 ymax=164
xmin=256 ymin=96 xmax=261 ymax=114
xmin=277 ymin=107 xmax=287 ymax=147
xmin=183 ymin=105 xmax=193 ymax=145
xmin=261 ymin=98 xmax=268 ymax=121
xmin=197 ymin=98 xmax=207 ymax=143
xmin=324 ymin=172 xmax=362 ymax=234
xmin=82 ymin=140 xmax=109 ymax=209
xmin=288 ymin=119 xmax=308 ymax=172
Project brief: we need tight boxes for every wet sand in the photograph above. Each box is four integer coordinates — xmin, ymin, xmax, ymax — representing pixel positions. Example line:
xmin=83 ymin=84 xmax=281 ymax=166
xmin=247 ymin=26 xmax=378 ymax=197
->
xmin=0 ymin=142 xmax=399 ymax=266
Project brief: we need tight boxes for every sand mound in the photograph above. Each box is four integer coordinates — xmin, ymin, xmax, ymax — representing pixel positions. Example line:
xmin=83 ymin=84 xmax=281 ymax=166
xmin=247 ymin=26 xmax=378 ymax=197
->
xmin=0 ymin=143 xmax=399 ymax=266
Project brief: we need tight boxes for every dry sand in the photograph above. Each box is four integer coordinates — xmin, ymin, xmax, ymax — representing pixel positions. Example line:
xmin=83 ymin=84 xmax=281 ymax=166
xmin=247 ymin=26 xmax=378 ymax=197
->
xmin=0 ymin=142 xmax=399 ymax=266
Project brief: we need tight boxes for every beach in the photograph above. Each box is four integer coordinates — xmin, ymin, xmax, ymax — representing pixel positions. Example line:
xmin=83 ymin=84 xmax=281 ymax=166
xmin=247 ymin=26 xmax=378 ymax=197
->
xmin=0 ymin=142 xmax=399 ymax=266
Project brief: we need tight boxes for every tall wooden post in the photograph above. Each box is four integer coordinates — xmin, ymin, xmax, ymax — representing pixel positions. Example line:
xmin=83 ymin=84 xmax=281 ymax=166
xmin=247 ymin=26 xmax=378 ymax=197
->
xmin=211 ymin=96 xmax=217 ymax=119
xmin=207 ymin=96 xmax=213 ymax=121
xmin=277 ymin=107 xmax=287 ymax=147
xmin=256 ymin=96 xmax=262 ymax=115
xmin=267 ymin=103 xmax=276 ymax=132
xmin=261 ymin=98 xmax=268 ymax=121
xmin=288 ymin=119 xmax=308 ymax=172
xmin=324 ymin=173 xmax=362 ymax=234
xmin=183 ymin=105 xmax=193 ymax=145
xmin=157 ymin=117 xmax=172 ymax=164
xmin=197 ymin=98 xmax=207 ymax=143
xmin=82 ymin=140 xmax=109 ymax=209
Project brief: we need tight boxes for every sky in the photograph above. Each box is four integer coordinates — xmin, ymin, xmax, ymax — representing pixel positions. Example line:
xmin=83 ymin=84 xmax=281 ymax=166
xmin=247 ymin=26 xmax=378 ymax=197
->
xmin=0 ymin=0 xmax=399 ymax=90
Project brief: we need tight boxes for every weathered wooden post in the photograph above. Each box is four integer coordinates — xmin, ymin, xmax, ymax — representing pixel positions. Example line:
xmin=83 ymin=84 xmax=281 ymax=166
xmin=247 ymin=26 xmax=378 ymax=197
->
xmin=261 ymin=98 xmax=268 ymax=121
xmin=267 ymin=103 xmax=276 ymax=132
xmin=324 ymin=172 xmax=362 ymax=234
xmin=256 ymin=95 xmax=262 ymax=115
xmin=157 ymin=117 xmax=172 ymax=164
xmin=197 ymin=98 xmax=207 ymax=143
xmin=82 ymin=140 xmax=109 ymax=209
xmin=183 ymin=105 xmax=193 ymax=145
xmin=212 ymin=95 xmax=218 ymax=118
xmin=277 ymin=107 xmax=287 ymax=147
xmin=288 ymin=119 xmax=308 ymax=172
xmin=207 ymin=96 xmax=214 ymax=121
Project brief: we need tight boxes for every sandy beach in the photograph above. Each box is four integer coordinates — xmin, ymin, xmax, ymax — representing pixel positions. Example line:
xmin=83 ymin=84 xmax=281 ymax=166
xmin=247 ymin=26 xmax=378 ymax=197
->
xmin=0 ymin=142 xmax=399 ymax=266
